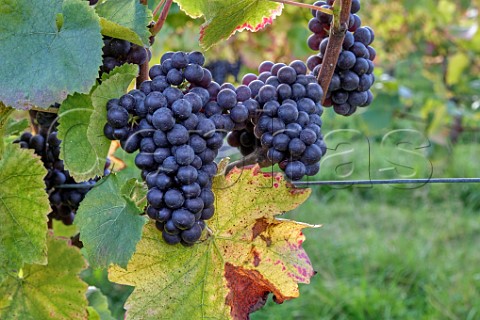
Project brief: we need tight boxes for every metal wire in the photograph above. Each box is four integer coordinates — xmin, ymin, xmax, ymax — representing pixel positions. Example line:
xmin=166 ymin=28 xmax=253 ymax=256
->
xmin=293 ymin=178 xmax=480 ymax=186
xmin=58 ymin=178 xmax=480 ymax=190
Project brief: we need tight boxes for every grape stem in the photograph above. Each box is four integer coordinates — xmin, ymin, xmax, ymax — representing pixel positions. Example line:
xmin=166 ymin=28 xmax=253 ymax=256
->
xmin=137 ymin=0 xmax=173 ymax=87
xmin=153 ymin=0 xmax=166 ymax=17
xmin=136 ymin=61 xmax=149 ymax=88
xmin=151 ymin=0 xmax=173 ymax=36
xmin=267 ymin=0 xmax=333 ymax=15
xmin=317 ymin=0 xmax=352 ymax=100
xmin=206 ymin=226 xmax=214 ymax=236
xmin=136 ymin=196 xmax=147 ymax=208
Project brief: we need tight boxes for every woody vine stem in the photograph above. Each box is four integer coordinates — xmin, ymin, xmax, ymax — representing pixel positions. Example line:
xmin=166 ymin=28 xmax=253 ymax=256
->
xmin=226 ymin=0 xmax=350 ymax=173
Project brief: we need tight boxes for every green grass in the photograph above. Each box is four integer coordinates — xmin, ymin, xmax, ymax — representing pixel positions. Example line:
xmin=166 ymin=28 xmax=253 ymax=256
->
xmin=251 ymin=143 xmax=480 ymax=320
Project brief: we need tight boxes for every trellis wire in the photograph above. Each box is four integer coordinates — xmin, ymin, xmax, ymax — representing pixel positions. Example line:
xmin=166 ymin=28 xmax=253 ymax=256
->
xmin=292 ymin=178 xmax=480 ymax=187
xmin=57 ymin=178 xmax=480 ymax=189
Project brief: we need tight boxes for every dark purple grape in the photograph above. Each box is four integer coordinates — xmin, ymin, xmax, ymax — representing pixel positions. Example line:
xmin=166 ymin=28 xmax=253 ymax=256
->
xmin=171 ymin=99 xmax=192 ymax=120
xmin=337 ymin=51 xmax=357 ymax=70
xmin=184 ymin=64 xmax=205 ymax=83
xmin=285 ymin=161 xmax=306 ymax=181
xmin=127 ymin=45 xmax=148 ymax=65
xmin=152 ymin=108 xmax=175 ymax=131
xmin=162 ymin=231 xmax=181 ymax=244
xmin=217 ymin=89 xmax=237 ymax=110
xmin=181 ymin=223 xmax=203 ymax=243
xmin=167 ymin=124 xmax=189 ymax=145
xmin=164 ymin=189 xmax=185 ymax=209
xmin=187 ymin=51 xmax=205 ymax=66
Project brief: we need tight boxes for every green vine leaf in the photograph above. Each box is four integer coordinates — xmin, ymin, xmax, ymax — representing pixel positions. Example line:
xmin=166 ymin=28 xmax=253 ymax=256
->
xmin=57 ymin=92 xmax=103 ymax=181
xmin=0 ymin=0 xmax=103 ymax=110
xmin=174 ymin=0 xmax=284 ymax=49
xmin=96 ymin=0 xmax=153 ymax=46
xmin=109 ymin=166 xmax=317 ymax=319
xmin=88 ymin=64 xmax=138 ymax=169
xmin=0 ymin=103 xmax=14 ymax=159
xmin=0 ymin=145 xmax=50 ymax=284
xmin=75 ymin=175 xmax=147 ymax=269
xmin=86 ymin=287 xmax=116 ymax=320
xmin=57 ymin=64 xmax=137 ymax=182
xmin=4 ymin=118 xmax=29 ymax=139
xmin=0 ymin=235 xmax=88 ymax=320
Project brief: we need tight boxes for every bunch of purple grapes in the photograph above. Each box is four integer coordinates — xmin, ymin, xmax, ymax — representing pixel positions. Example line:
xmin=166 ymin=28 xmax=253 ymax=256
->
xmin=14 ymin=125 xmax=109 ymax=225
xmin=101 ymin=37 xmax=150 ymax=75
xmin=307 ymin=0 xmax=376 ymax=116
xmin=104 ymin=51 xmax=229 ymax=246
xmin=229 ymin=60 xmax=327 ymax=181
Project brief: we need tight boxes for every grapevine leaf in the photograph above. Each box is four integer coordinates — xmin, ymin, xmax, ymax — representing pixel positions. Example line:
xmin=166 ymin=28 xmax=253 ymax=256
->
xmin=57 ymin=93 xmax=103 ymax=181
xmin=86 ymin=288 xmax=116 ymax=320
xmin=53 ymin=219 xmax=79 ymax=238
xmin=87 ymin=307 xmax=101 ymax=320
xmin=75 ymin=175 xmax=147 ymax=269
xmin=101 ymin=63 xmax=139 ymax=82
xmin=0 ymin=0 xmax=103 ymax=110
xmin=0 ymin=145 xmax=50 ymax=283
xmin=174 ymin=0 xmax=283 ymax=49
xmin=0 ymin=235 xmax=88 ymax=320
xmin=0 ymin=103 xmax=14 ymax=159
xmin=57 ymin=64 xmax=137 ymax=181
xmin=4 ymin=118 xmax=29 ymax=138
xmin=109 ymin=166 xmax=317 ymax=319
xmin=121 ymin=179 xmax=148 ymax=210
xmin=96 ymin=0 xmax=153 ymax=46
xmin=88 ymin=64 xmax=138 ymax=177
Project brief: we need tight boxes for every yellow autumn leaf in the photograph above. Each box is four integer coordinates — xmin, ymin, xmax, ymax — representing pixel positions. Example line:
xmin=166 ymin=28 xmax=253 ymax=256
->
xmin=109 ymin=165 xmax=318 ymax=319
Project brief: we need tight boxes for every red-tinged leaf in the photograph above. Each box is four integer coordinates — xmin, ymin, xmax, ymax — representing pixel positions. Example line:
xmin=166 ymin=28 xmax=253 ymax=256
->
xmin=174 ymin=0 xmax=284 ymax=49
xmin=109 ymin=165 xmax=319 ymax=319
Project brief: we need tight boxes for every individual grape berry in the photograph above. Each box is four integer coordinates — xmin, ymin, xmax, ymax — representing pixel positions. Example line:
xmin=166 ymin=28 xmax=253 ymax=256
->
xmin=162 ymin=231 xmax=182 ymax=245
xmin=285 ymin=161 xmax=307 ymax=181
xmin=181 ymin=223 xmax=203 ymax=244
xmin=172 ymin=209 xmax=195 ymax=230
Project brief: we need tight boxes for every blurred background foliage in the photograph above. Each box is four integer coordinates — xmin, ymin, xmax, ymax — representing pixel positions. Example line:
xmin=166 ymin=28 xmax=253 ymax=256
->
xmin=84 ymin=1 xmax=480 ymax=319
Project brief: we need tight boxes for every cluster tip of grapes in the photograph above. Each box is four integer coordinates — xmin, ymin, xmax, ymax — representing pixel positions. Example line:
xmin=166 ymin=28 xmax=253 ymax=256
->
xmin=230 ymin=60 xmax=327 ymax=181
xmin=307 ymin=0 xmax=375 ymax=116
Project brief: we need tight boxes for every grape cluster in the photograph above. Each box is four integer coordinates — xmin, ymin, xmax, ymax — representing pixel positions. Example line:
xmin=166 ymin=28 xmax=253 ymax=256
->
xmin=306 ymin=0 xmax=376 ymax=116
xmin=234 ymin=60 xmax=327 ymax=180
xmin=14 ymin=127 xmax=109 ymax=225
xmin=101 ymin=37 xmax=151 ymax=75
xmin=104 ymin=51 xmax=229 ymax=246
